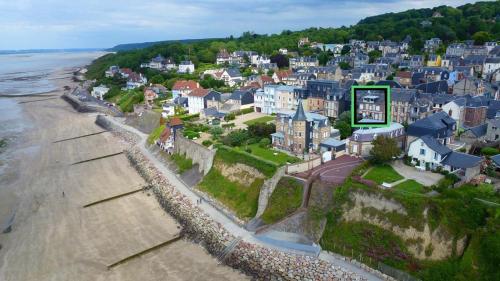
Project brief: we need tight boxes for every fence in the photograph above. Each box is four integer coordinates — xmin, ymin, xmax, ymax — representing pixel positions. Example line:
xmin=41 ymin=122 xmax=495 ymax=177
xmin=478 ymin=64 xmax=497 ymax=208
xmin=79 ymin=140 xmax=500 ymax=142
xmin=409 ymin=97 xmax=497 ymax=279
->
xmin=327 ymin=243 xmax=421 ymax=281
xmin=286 ymin=156 xmax=322 ymax=174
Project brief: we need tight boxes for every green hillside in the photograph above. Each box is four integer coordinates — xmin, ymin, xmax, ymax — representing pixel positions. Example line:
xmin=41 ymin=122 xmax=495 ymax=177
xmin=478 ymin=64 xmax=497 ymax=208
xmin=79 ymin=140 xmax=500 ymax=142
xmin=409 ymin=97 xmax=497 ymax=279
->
xmin=87 ymin=1 xmax=500 ymax=81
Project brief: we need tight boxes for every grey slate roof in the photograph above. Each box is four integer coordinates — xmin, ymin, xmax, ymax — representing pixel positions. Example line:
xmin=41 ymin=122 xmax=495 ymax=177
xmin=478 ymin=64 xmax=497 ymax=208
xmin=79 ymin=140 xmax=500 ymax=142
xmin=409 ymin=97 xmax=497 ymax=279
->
xmin=226 ymin=68 xmax=242 ymax=77
xmin=416 ymin=80 xmax=449 ymax=94
xmin=465 ymin=124 xmax=488 ymax=137
xmin=375 ymin=80 xmax=402 ymax=88
xmin=491 ymin=154 xmax=500 ymax=167
xmin=407 ymin=111 xmax=456 ymax=138
xmin=420 ymin=135 xmax=452 ymax=156
xmin=293 ymin=100 xmax=307 ymax=121
xmin=441 ymin=151 xmax=482 ymax=169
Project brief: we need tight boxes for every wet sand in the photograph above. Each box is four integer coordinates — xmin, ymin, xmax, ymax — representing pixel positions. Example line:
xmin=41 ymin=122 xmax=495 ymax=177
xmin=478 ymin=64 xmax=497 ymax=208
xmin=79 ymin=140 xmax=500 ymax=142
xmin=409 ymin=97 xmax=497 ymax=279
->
xmin=0 ymin=72 xmax=248 ymax=280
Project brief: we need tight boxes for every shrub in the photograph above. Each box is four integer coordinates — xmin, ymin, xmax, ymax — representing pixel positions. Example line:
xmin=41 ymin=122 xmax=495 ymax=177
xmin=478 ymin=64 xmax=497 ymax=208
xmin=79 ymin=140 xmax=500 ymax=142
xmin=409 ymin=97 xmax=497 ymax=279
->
xmin=222 ymin=129 xmax=249 ymax=147
xmin=224 ymin=112 xmax=236 ymax=122
xmin=245 ymin=147 xmax=252 ymax=153
xmin=248 ymin=122 xmax=276 ymax=139
xmin=481 ymin=147 xmax=499 ymax=156
xmin=202 ymin=140 xmax=213 ymax=147
xmin=259 ymin=138 xmax=271 ymax=148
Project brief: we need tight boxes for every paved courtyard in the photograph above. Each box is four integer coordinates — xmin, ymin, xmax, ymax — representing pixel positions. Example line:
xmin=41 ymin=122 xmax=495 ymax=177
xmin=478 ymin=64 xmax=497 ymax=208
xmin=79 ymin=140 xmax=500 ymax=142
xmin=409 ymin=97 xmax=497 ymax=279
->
xmin=232 ymin=112 xmax=272 ymax=129
xmin=295 ymin=155 xmax=364 ymax=185
xmin=391 ymin=160 xmax=443 ymax=186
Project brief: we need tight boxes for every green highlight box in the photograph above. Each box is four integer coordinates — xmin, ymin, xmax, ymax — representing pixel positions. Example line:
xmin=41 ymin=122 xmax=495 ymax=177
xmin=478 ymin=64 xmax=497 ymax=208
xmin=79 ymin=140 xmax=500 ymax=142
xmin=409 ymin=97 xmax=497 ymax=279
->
xmin=351 ymin=85 xmax=391 ymax=128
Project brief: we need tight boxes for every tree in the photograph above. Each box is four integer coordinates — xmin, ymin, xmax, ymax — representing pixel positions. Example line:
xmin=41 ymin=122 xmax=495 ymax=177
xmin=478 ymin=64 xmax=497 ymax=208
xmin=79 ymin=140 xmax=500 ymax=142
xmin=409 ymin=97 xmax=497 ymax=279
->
xmin=318 ymin=52 xmax=330 ymax=66
xmin=222 ymin=129 xmax=248 ymax=147
xmin=341 ymin=45 xmax=351 ymax=55
xmin=270 ymin=54 xmax=289 ymax=68
xmin=259 ymin=138 xmax=270 ymax=148
xmin=368 ymin=50 xmax=382 ymax=63
xmin=369 ymin=135 xmax=401 ymax=164
xmin=338 ymin=62 xmax=351 ymax=70
xmin=335 ymin=111 xmax=352 ymax=139
xmin=209 ymin=126 xmax=224 ymax=140
xmin=150 ymin=74 xmax=165 ymax=84
xmin=472 ymin=31 xmax=492 ymax=45
xmin=248 ymin=122 xmax=276 ymax=139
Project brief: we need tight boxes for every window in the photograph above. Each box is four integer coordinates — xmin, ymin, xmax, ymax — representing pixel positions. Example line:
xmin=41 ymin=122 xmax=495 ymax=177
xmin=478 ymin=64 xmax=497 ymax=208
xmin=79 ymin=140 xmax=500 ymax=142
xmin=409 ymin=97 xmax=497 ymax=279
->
xmin=496 ymin=134 xmax=499 ymax=140
xmin=434 ymin=152 xmax=438 ymax=160
xmin=420 ymin=149 xmax=425 ymax=155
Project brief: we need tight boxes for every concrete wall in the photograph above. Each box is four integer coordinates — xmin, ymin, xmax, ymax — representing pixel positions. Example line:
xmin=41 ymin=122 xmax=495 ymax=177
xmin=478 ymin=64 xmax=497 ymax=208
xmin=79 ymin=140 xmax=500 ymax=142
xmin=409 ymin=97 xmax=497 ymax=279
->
xmin=255 ymin=166 xmax=286 ymax=218
xmin=174 ymin=133 xmax=215 ymax=175
xmin=286 ymin=157 xmax=322 ymax=174
xmin=62 ymin=93 xmax=119 ymax=116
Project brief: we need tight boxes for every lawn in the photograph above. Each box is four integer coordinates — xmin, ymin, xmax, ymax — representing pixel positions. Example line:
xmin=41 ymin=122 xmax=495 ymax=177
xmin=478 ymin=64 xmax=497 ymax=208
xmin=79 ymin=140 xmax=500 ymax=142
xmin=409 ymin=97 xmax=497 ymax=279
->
xmin=243 ymin=116 xmax=275 ymax=126
xmin=363 ymin=164 xmax=404 ymax=184
xmin=235 ymin=144 xmax=301 ymax=166
xmin=393 ymin=180 xmax=425 ymax=194
xmin=197 ymin=168 xmax=262 ymax=220
xmin=261 ymin=177 xmax=303 ymax=224
xmin=170 ymin=153 xmax=193 ymax=173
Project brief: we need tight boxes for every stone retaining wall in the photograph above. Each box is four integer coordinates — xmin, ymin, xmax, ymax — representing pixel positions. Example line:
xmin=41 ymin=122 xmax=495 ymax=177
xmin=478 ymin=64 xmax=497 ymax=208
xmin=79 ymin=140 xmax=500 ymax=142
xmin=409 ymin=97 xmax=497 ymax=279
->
xmin=95 ymin=115 xmax=140 ymax=144
xmin=174 ymin=133 xmax=215 ymax=175
xmin=125 ymin=147 xmax=368 ymax=281
xmin=255 ymin=166 xmax=286 ymax=218
xmin=62 ymin=92 xmax=119 ymax=116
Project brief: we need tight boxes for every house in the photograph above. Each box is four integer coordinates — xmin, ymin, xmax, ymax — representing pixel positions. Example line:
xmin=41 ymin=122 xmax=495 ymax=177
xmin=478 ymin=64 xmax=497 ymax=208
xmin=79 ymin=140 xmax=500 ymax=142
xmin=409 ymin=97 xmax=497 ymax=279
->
xmin=178 ymin=61 xmax=195 ymax=74
xmin=105 ymin=66 xmax=120 ymax=77
xmin=200 ymin=107 xmax=226 ymax=121
xmin=320 ymin=138 xmax=346 ymax=161
xmin=251 ymin=55 xmax=271 ymax=66
xmin=161 ymin=103 xmax=176 ymax=118
xmin=446 ymin=43 xmax=466 ymax=57
xmin=143 ymin=88 xmax=158 ymax=108
xmin=464 ymin=46 xmax=488 ymax=57
xmin=415 ymin=80 xmax=449 ymax=94
xmin=279 ymin=48 xmax=288 ymax=55
xmin=409 ymin=55 xmax=424 ymax=68
xmin=276 ymin=85 xmax=300 ymax=111
xmin=461 ymin=123 xmax=487 ymax=144
xmin=216 ymin=49 xmax=231 ymax=65
xmin=298 ymin=37 xmax=310 ymax=48
xmin=126 ymin=72 xmax=147 ymax=90
xmin=424 ymin=38 xmax=441 ymax=53
xmin=187 ymin=88 xmax=221 ymax=114
xmin=272 ymin=69 xmax=293 ymax=83
xmin=172 ymin=80 xmax=199 ymax=99
xmin=395 ymin=71 xmax=412 ymax=87
xmin=224 ymin=89 xmax=254 ymax=111
xmin=353 ymin=53 xmax=369 ymax=68
xmin=407 ymin=135 xmax=482 ymax=181
xmin=463 ymin=96 xmax=489 ymax=127
xmin=442 ymin=97 xmax=466 ymax=126
xmin=91 ymin=85 xmax=109 ymax=100
xmin=348 ymin=123 xmax=406 ymax=157
xmin=441 ymin=55 xmax=462 ymax=69
xmin=483 ymin=57 xmax=500 ymax=75
xmin=485 ymin=117 xmax=500 ymax=142
xmin=271 ymin=101 xmax=331 ymax=154
xmin=157 ymin=117 xmax=184 ymax=153
xmin=289 ymin=56 xmax=319 ymax=69
xmin=453 ymin=78 xmax=485 ymax=96
xmin=463 ymin=55 xmax=486 ymax=73
xmin=220 ymin=68 xmax=243 ymax=87
xmin=390 ymin=88 xmax=418 ymax=124
xmin=427 ymin=54 xmax=441 ymax=67
xmin=485 ymin=42 xmax=498 ymax=53
xmin=406 ymin=111 xmax=456 ymax=147
xmin=356 ymin=92 xmax=385 ymax=122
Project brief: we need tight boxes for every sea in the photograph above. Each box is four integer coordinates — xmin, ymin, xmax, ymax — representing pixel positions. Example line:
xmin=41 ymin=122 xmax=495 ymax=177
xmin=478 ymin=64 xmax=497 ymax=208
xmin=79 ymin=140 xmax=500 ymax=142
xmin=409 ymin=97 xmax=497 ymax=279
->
xmin=0 ymin=50 xmax=105 ymax=138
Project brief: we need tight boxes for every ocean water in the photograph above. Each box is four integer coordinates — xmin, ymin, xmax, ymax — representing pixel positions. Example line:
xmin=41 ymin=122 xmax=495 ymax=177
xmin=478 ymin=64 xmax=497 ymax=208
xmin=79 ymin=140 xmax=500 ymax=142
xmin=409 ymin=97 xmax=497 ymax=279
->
xmin=0 ymin=51 xmax=105 ymax=138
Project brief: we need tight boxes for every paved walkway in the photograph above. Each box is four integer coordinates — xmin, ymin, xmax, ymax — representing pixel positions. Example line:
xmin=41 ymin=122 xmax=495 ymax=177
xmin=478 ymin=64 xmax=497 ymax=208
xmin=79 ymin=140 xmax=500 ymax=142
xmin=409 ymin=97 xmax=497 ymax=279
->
xmin=105 ymin=116 xmax=383 ymax=281
xmin=391 ymin=160 xmax=443 ymax=186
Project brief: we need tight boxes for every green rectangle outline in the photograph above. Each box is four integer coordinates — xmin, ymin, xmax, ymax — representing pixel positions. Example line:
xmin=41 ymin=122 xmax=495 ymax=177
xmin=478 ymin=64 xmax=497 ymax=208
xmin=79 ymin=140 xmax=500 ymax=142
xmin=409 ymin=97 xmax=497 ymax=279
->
xmin=350 ymin=85 xmax=391 ymax=128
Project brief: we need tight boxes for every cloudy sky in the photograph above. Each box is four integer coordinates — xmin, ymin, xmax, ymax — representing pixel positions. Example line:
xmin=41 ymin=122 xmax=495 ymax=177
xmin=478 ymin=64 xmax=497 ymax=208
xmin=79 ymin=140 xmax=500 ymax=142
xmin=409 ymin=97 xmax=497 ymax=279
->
xmin=0 ymin=0 xmax=482 ymax=50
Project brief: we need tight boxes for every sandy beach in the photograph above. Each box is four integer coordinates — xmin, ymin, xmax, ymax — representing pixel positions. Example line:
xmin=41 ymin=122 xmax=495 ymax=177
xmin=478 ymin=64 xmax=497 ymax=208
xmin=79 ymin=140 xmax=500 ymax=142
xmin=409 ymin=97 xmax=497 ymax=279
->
xmin=0 ymin=69 xmax=248 ymax=280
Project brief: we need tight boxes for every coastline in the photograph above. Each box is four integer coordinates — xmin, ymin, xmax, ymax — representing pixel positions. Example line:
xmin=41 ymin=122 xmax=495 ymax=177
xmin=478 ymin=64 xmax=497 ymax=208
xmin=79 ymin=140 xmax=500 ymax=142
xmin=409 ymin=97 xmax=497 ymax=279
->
xmin=0 ymin=67 xmax=248 ymax=280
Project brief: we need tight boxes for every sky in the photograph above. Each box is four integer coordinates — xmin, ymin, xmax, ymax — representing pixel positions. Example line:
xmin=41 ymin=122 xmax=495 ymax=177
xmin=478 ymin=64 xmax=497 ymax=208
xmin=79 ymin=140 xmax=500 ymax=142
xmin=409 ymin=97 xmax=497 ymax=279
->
xmin=0 ymin=0 xmax=483 ymax=50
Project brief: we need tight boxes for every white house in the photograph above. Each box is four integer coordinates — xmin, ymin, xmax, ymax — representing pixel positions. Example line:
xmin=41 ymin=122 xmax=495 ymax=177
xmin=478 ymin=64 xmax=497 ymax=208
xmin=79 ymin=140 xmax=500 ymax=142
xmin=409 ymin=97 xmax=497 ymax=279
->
xmin=407 ymin=135 xmax=482 ymax=181
xmin=483 ymin=57 xmax=500 ymax=75
xmin=220 ymin=68 xmax=243 ymax=87
xmin=178 ymin=61 xmax=195 ymax=74
xmin=187 ymin=88 xmax=221 ymax=114
xmin=161 ymin=103 xmax=175 ymax=118
xmin=251 ymin=55 xmax=271 ymax=66
xmin=91 ymin=85 xmax=109 ymax=100
xmin=408 ymin=135 xmax=450 ymax=170
xmin=279 ymin=48 xmax=288 ymax=55
xmin=441 ymin=98 xmax=466 ymax=126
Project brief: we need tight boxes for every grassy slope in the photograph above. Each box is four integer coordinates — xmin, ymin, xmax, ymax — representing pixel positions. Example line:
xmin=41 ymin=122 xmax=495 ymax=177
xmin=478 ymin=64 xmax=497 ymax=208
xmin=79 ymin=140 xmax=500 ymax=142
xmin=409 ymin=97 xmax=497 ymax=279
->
xmin=261 ymin=177 xmax=303 ymax=224
xmin=170 ymin=153 xmax=193 ymax=173
xmin=147 ymin=125 xmax=165 ymax=144
xmin=363 ymin=164 xmax=404 ymax=184
xmin=197 ymin=146 xmax=278 ymax=220
xmin=320 ymin=163 xmax=500 ymax=281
